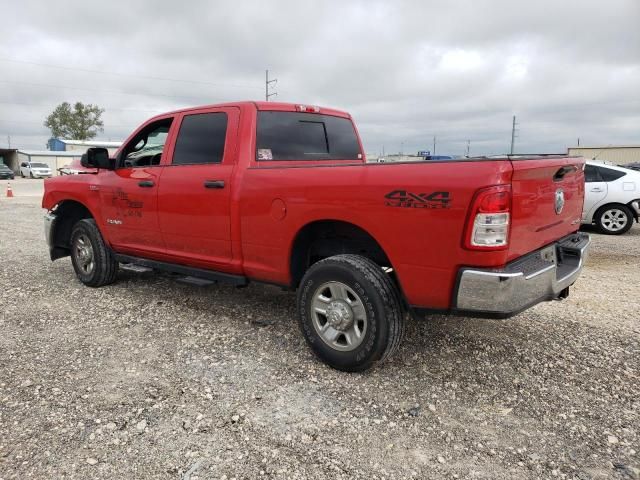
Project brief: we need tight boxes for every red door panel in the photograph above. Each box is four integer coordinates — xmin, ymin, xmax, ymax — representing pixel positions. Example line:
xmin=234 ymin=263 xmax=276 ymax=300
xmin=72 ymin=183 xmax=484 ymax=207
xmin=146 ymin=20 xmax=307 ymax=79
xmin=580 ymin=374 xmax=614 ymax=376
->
xmin=99 ymin=167 xmax=164 ymax=253
xmin=157 ymin=107 xmax=239 ymax=269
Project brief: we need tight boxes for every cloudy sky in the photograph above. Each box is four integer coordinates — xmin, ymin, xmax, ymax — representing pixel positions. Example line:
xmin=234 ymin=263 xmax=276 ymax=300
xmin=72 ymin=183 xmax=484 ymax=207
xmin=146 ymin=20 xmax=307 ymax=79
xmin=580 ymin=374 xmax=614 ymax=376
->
xmin=1 ymin=0 xmax=639 ymax=156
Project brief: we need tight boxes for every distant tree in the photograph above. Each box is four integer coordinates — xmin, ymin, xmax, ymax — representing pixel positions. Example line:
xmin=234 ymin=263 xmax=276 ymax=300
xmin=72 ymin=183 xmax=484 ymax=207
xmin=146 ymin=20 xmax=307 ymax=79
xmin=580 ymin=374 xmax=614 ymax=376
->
xmin=44 ymin=102 xmax=105 ymax=140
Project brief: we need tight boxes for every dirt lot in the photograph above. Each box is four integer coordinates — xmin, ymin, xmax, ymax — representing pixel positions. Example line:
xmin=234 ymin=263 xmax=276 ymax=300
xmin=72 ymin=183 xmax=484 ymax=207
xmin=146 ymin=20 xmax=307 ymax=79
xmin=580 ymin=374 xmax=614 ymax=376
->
xmin=0 ymin=178 xmax=638 ymax=480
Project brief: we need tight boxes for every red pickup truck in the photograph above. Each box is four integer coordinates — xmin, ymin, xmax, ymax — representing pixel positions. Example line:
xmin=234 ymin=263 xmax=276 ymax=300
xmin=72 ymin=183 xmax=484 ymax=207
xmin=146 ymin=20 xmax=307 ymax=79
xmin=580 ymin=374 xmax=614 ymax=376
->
xmin=43 ymin=101 xmax=590 ymax=371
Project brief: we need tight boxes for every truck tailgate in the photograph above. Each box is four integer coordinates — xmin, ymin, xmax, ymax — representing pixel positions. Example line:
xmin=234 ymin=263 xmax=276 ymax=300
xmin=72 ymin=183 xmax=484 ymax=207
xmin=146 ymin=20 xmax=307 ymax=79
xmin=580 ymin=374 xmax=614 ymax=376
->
xmin=508 ymin=157 xmax=585 ymax=260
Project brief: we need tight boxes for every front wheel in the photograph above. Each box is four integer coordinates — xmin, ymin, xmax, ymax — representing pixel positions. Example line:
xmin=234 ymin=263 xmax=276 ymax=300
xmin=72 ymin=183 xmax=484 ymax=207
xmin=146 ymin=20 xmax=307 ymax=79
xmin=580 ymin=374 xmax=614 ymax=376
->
xmin=70 ymin=219 xmax=119 ymax=287
xmin=297 ymin=254 xmax=405 ymax=372
xmin=595 ymin=205 xmax=634 ymax=235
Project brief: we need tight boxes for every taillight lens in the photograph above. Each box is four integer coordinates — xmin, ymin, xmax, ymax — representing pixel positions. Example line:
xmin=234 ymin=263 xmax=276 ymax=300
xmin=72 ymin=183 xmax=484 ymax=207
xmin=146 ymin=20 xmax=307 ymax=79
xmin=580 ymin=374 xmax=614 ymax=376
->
xmin=296 ymin=105 xmax=320 ymax=113
xmin=465 ymin=185 xmax=511 ymax=250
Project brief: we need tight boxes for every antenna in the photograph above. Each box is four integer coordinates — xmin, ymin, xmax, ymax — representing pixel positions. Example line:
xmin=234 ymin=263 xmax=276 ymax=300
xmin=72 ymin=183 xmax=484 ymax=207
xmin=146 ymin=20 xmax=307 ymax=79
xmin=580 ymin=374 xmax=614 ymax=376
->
xmin=265 ymin=70 xmax=277 ymax=101
xmin=592 ymin=144 xmax=613 ymax=161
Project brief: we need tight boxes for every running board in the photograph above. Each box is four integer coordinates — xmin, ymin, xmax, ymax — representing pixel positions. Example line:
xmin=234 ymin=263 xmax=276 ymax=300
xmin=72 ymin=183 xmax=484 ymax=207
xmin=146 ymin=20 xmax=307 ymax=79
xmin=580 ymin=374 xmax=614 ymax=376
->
xmin=114 ymin=254 xmax=248 ymax=287
xmin=120 ymin=263 xmax=153 ymax=274
xmin=175 ymin=276 xmax=216 ymax=287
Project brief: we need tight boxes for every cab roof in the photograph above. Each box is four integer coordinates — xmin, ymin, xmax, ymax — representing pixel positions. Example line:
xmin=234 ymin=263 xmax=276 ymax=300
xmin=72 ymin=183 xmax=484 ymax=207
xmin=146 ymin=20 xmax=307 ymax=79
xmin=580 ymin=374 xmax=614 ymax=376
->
xmin=160 ymin=101 xmax=351 ymax=119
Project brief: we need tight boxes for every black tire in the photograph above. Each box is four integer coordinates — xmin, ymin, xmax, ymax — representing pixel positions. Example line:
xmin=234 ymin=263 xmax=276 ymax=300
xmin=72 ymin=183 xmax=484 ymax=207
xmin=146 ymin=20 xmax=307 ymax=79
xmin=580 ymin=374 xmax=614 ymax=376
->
xmin=595 ymin=204 xmax=634 ymax=235
xmin=70 ymin=219 xmax=119 ymax=287
xmin=297 ymin=254 xmax=405 ymax=372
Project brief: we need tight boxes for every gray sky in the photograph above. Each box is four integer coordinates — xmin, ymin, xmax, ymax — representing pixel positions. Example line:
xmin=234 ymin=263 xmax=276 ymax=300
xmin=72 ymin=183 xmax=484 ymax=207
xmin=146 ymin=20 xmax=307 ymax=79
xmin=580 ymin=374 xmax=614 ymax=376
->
xmin=1 ymin=0 xmax=639 ymax=156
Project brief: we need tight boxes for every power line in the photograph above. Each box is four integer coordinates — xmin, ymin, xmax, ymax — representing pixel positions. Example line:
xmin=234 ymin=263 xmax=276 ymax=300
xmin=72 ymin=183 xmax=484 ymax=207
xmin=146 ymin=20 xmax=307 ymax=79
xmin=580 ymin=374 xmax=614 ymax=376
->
xmin=0 ymin=99 xmax=166 ymax=114
xmin=0 ymin=79 xmax=227 ymax=103
xmin=0 ymin=119 xmax=132 ymax=129
xmin=0 ymin=57 xmax=262 ymax=90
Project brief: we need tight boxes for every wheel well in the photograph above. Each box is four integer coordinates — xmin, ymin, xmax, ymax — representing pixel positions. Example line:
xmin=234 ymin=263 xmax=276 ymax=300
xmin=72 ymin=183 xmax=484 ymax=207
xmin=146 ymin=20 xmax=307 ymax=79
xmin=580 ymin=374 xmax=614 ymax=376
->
xmin=50 ymin=201 xmax=94 ymax=260
xmin=290 ymin=220 xmax=393 ymax=288
xmin=594 ymin=202 xmax=634 ymax=221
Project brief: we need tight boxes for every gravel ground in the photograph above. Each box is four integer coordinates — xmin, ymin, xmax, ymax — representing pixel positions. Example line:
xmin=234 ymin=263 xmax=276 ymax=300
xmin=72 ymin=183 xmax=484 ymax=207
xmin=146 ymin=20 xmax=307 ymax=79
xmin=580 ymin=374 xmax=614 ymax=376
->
xmin=0 ymin=180 xmax=638 ymax=480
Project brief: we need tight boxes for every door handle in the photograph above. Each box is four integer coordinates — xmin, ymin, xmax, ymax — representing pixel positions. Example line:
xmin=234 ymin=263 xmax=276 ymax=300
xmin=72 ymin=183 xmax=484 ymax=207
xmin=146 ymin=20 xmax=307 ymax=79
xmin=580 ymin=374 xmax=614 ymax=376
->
xmin=590 ymin=187 xmax=603 ymax=192
xmin=138 ymin=180 xmax=155 ymax=188
xmin=204 ymin=180 xmax=225 ymax=189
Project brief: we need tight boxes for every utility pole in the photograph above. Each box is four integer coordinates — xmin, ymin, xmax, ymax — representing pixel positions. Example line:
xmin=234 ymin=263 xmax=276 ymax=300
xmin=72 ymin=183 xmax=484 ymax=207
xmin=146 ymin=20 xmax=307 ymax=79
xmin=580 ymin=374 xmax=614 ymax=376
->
xmin=577 ymin=137 xmax=580 ymax=146
xmin=465 ymin=139 xmax=470 ymax=157
xmin=265 ymin=70 xmax=277 ymax=101
xmin=510 ymin=115 xmax=518 ymax=155
xmin=433 ymin=136 xmax=436 ymax=157
xmin=7 ymin=135 xmax=10 ymax=149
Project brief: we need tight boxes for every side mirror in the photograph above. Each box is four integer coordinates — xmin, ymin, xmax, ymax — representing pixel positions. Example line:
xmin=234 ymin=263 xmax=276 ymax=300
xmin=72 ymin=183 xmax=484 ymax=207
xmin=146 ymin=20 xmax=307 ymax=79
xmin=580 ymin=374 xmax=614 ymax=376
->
xmin=81 ymin=147 xmax=112 ymax=169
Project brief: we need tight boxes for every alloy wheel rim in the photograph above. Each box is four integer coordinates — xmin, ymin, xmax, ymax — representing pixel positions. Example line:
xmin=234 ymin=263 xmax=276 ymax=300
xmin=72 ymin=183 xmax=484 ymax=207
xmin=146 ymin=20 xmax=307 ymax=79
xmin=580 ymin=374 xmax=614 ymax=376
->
xmin=74 ymin=234 xmax=95 ymax=274
xmin=602 ymin=209 xmax=628 ymax=232
xmin=310 ymin=281 xmax=368 ymax=352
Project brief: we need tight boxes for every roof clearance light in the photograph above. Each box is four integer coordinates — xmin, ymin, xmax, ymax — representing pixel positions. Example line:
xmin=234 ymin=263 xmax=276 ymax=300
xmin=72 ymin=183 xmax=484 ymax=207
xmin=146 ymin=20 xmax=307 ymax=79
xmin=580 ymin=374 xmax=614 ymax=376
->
xmin=296 ymin=105 xmax=320 ymax=113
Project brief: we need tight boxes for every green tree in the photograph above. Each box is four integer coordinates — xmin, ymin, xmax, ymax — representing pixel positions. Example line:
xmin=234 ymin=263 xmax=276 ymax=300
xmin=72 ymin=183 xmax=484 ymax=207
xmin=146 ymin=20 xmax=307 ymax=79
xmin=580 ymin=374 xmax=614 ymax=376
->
xmin=44 ymin=102 xmax=105 ymax=140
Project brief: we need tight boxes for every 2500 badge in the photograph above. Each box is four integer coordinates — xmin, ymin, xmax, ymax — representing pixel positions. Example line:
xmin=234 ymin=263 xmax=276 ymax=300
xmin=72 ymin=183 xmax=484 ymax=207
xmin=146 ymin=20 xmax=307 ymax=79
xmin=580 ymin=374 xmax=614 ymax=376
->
xmin=385 ymin=190 xmax=451 ymax=209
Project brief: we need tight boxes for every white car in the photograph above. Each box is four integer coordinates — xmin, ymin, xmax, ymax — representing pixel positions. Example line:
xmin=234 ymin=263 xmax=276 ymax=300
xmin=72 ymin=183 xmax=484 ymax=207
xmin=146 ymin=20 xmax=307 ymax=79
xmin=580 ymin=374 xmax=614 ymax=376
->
xmin=20 ymin=161 xmax=52 ymax=178
xmin=583 ymin=161 xmax=640 ymax=234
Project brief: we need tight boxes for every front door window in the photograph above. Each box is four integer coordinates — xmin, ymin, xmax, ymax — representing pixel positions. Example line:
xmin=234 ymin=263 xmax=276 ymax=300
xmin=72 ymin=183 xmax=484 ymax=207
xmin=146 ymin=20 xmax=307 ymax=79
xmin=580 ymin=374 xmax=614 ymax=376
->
xmin=121 ymin=119 xmax=172 ymax=168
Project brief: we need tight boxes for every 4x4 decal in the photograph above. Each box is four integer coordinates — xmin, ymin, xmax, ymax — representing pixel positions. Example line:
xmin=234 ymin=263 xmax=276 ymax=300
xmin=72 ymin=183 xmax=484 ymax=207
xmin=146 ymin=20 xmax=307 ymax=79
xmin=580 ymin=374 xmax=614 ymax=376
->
xmin=384 ymin=190 xmax=451 ymax=209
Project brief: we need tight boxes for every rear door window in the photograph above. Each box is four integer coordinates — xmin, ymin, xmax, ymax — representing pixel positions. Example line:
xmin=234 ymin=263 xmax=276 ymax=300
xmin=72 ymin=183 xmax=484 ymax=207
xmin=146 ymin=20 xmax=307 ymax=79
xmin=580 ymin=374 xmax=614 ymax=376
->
xmin=256 ymin=111 xmax=361 ymax=161
xmin=172 ymin=112 xmax=228 ymax=165
xmin=598 ymin=166 xmax=626 ymax=182
xmin=584 ymin=165 xmax=602 ymax=182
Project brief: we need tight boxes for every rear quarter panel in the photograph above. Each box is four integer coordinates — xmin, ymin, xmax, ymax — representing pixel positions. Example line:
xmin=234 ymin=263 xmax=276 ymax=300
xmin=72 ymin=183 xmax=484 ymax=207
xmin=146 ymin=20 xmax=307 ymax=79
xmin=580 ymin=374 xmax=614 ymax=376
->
xmin=238 ymin=160 xmax=513 ymax=309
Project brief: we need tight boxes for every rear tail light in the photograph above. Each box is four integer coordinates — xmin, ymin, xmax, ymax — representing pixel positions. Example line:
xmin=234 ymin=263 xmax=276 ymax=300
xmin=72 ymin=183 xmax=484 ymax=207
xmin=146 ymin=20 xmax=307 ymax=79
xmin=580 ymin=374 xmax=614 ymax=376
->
xmin=465 ymin=185 xmax=511 ymax=250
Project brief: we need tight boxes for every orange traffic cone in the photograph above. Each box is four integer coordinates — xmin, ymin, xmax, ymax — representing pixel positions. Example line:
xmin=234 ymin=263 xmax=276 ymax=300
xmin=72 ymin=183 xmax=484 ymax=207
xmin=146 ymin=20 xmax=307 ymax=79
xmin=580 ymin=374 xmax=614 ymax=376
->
xmin=6 ymin=182 xmax=14 ymax=198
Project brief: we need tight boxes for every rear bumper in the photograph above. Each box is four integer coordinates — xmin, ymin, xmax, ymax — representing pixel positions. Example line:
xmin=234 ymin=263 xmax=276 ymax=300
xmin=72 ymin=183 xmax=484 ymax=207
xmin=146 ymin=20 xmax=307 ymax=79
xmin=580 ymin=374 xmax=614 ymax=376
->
xmin=451 ymin=232 xmax=590 ymax=318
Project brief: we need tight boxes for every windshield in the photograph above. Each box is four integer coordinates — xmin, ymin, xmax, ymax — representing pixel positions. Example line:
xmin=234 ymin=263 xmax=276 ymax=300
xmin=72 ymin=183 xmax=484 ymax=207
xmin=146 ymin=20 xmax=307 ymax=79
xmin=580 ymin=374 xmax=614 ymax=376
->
xmin=31 ymin=163 xmax=49 ymax=168
xmin=0 ymin=164 xmax=10 ymax=170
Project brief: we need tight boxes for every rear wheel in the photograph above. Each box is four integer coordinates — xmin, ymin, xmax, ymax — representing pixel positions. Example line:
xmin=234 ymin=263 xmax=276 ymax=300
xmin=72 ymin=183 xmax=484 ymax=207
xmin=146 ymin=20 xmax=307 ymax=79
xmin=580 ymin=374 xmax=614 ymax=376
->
xmin=70 ymin=219 xmax=119 ymax=287
xmin=297 ymin=254 xmax=405 ymax=372
xmin=595 ymin=204 xmax=633 ymax=235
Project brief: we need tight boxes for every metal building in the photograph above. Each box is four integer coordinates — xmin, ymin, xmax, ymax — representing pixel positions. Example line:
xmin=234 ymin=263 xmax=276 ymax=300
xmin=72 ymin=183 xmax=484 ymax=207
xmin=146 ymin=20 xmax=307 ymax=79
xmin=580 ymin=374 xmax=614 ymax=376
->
xmin=47 ymin=138 xmax=122 ymax=156
xmin=16 ymin=150 xmax=82 ymax=176
xmin=567 ymin=145 xmax=640 ymax=165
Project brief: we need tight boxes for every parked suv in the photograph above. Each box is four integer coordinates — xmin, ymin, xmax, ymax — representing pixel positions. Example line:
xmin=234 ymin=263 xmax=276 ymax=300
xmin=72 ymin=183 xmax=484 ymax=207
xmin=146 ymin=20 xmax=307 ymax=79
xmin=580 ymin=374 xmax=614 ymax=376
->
xmin=583 ymin=161 xmax=640 ymax=234
xmin=21 ymin=161 xmax=52 ymax=178
xmin=0 ymin=163 xmax=14 ymax=180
